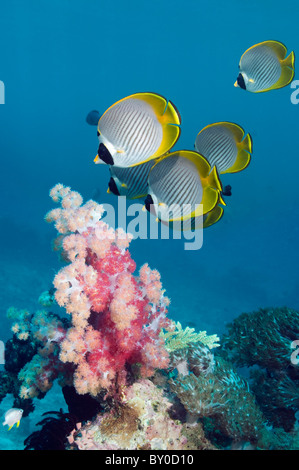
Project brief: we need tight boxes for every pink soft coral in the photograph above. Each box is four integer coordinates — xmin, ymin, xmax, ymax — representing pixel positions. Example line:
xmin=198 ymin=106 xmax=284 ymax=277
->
xmin=45 ymin=184 xmax=170 ymax=397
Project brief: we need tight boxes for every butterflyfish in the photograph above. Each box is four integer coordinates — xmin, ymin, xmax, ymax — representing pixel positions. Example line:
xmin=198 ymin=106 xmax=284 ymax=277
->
xmin=145 ymin=150 xmax=223 ymax=224
xmin=194 ymin=122 xmax=252 ymax=174
xmin=234 ymin=40 xmax=295 ymax=93
xmin=94 ymin=92 xmax=181 ymax=167
xmin=108 ymin=159 xmax=157 ymax=199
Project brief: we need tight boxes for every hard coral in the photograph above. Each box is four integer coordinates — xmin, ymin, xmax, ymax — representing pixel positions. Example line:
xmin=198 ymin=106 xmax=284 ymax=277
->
xmin=67 ymin=379 xmax=215 ymax=450
xmin=220 ymin=307 xmax=299 ymax=432
xmin=221 ymin=307 xmax=299 ymax=370
xmin=170 ymin=354 xmax=265 ymax=444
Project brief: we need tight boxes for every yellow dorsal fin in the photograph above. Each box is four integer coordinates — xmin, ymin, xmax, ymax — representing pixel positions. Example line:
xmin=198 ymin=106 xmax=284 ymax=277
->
xmin=131 ymin=92 xmax=167 ymax=116
xmin=215 ymin=122 xmax=245 ymax=142
xmin=153 ymin=150 xmax=211 ymax=179
xmin=241 ymin=40 xmax=287 ymax=62
xmin=260 ymin=40 xmax=288 ymax=60
xmin=131 ymin=92 xmax=181 ymax=126
xmin=178 ymin=150 xmax=211 ymax=178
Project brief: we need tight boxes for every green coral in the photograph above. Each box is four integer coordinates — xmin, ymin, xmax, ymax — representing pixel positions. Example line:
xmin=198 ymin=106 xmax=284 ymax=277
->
xmin=221 ymin=307 xmax=299 ymax=370
xmin=170 ymin=356 xmax=265 ymax=444
xmin=161 ymin=321 xmax=220 ymax=352
xmin=220 ymin=307 xmax=299 ymax=432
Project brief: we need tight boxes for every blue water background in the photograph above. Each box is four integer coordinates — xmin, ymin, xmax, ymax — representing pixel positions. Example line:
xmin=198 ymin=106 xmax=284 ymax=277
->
xmin=0 ymin=0 xmax=299 ymax=449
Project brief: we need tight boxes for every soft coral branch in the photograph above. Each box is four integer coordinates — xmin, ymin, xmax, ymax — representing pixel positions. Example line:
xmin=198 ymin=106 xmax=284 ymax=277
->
xmin=45 ymin=184 xmax=170 ymax=397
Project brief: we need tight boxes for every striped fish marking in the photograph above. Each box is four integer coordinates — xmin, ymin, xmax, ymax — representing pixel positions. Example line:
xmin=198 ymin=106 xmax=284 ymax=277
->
xmin=235 ymin=40 xmax=295 ymax=93
xmin=109 ymin=159 xmax=157 ymax=199
xmin=194 ymin=122 xmax=252 ymax=174
xmin=95 ymin=92 xmax=181 ymax=167
xmin=240 ymin=45 xmax=281 ymax=92
xmin=147 ymin=150 xmax=221 ymax=223
xmin=99 ymin=98 xmax=163 ymax=167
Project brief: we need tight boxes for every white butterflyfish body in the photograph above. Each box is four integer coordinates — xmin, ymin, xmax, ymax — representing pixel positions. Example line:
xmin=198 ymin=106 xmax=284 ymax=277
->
xmin=108 ymin=159 xmax=157 ymax=199
xmin=235 ymin=40 xmax=295 ymax=93
xmin=195 ymin=122 xmax=252 ymax=174
xmin=94 ymin=92 xmax=181 ymax=168
xmin=145 ymin=150 xmax=222 ymax=225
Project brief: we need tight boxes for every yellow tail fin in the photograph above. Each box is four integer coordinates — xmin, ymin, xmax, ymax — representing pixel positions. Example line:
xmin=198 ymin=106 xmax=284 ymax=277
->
xmin=281 ymin=50 xmax=295 ymax=69
xmin=240 ymin=133 xmax=253 ymax=153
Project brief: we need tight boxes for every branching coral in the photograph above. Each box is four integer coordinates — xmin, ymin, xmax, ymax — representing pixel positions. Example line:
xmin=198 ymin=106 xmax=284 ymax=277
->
xmin=161 ymin=321 xmax=220 ymax=352
xmin=44 ymin=184 xmax=171 ymax=397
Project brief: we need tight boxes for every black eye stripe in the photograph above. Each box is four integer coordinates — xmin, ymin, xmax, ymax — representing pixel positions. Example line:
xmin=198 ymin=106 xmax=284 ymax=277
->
xmin=108 ymin=177 xmax=120 ymax=195
xmin=145 ymin=194 xmax=154 ymax=213
xmin=98 ymin=143 xmax=114 ymax=165
xmin=97 ymin=131 xmax=100 ymax=136
xmin=237 ymin=73 xmax=246 ymax=90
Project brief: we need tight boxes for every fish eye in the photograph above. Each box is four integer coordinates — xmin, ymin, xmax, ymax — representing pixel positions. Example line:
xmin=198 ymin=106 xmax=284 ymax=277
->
xmin=97 ymin=131 xmax=100 ymax=136
xmin=98 ymin=143 xmax=114 ymax=165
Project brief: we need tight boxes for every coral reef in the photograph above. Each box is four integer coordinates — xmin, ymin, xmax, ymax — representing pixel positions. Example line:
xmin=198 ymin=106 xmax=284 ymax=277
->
xmin=220 ymin=307 xmax=299 ymax=432
xmin=66 ymin=379 xmax=215 ymax=450
xmin=6 ymin=307 xmax=71 ymax=400
xmin=0 ymin=306 xmax=69 ymax=416
xmin=168 ymin=344 xmax=265 ymax=445
xmin=2 ymin=185 xmax=298 ymax=450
